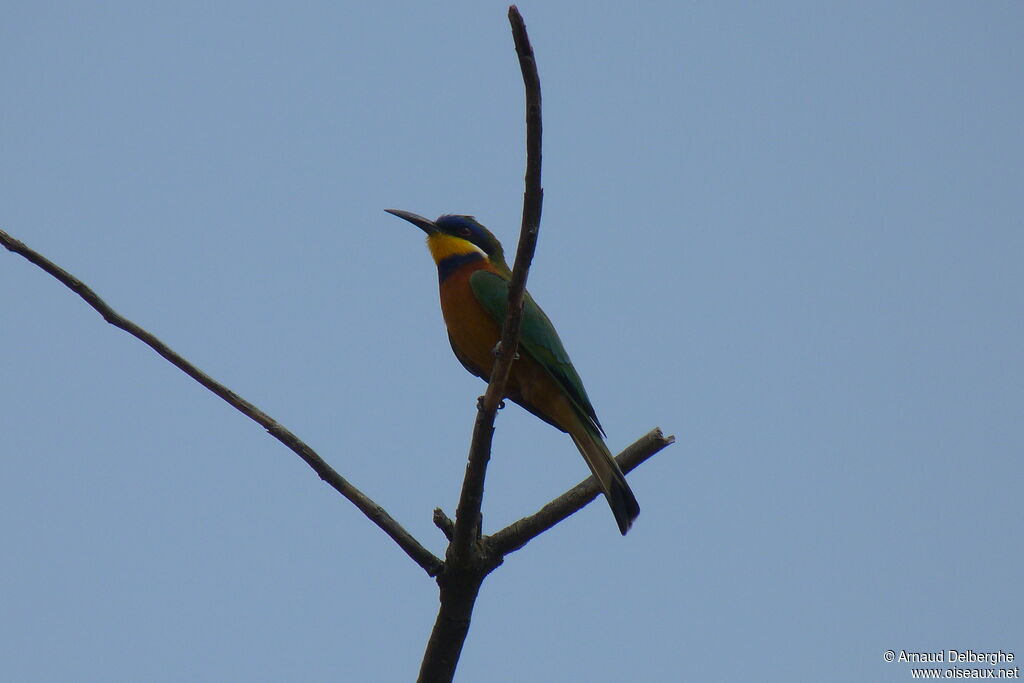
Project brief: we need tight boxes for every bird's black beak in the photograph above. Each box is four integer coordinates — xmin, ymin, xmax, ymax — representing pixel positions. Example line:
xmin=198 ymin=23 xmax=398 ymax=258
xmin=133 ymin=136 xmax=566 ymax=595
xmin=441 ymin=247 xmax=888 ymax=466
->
xmin=385 ymin=209 xmax=438 ymax=235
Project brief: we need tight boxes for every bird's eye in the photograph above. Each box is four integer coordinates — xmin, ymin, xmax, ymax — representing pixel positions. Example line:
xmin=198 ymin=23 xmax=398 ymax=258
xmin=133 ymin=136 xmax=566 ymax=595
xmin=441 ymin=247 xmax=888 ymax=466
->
xmin=459 ymin=227 xmax=473 ymax=237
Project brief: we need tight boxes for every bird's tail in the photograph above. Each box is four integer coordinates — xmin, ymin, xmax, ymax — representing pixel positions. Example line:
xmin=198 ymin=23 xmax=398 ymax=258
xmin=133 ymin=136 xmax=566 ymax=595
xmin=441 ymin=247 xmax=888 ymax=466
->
xmin=569 ymin=426 xmax=641 ymax=535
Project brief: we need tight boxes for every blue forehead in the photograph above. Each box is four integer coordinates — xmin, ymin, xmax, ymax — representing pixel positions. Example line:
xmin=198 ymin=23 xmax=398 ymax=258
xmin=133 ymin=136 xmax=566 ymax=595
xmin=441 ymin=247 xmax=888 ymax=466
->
xmin=435 ymin=214 xmax=482 ymax=234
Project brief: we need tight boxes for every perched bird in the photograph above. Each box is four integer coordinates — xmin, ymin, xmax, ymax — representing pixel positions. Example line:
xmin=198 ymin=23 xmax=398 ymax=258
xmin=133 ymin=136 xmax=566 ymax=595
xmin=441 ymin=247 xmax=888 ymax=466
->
xmin=386 ymin=209 xmax=640 ymax=534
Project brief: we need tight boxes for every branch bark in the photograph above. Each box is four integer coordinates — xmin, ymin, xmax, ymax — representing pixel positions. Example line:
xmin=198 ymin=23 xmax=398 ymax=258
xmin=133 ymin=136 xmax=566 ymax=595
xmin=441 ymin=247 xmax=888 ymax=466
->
xmin=0 ymin=228 xmax=443 ymax=577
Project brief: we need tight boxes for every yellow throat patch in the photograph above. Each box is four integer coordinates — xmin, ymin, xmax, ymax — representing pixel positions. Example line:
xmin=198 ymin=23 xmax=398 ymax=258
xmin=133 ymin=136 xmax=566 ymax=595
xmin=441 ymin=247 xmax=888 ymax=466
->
xmin=427 ymin=233 xmax=487 ymax=265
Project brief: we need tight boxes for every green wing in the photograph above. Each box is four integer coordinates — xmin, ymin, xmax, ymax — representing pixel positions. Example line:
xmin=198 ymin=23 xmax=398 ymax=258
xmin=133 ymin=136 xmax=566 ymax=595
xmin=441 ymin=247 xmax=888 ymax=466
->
xmin=469 ymin=270 xmax=605 ymax=436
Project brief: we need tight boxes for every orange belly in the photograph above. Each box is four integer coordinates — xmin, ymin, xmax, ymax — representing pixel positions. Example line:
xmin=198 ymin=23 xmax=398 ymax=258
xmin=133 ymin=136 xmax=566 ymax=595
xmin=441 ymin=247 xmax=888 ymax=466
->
xmin=439 ymin=264 xmax=503 ymax=376
xmin=439 ymin=265 xmax=579 ymax=435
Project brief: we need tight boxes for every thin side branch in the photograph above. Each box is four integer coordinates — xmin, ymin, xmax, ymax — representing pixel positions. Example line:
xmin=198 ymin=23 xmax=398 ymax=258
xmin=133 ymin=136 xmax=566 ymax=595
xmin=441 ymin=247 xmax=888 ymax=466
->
xmin=451 ymin=4 xmax=543 ymax=556
xmin=488 ymin=429 xmax=676 ymax=556
xmin=433 ymin=508 xmax=455 ymax=541
xmin=1 ymin=228 xmax=443 ymax=577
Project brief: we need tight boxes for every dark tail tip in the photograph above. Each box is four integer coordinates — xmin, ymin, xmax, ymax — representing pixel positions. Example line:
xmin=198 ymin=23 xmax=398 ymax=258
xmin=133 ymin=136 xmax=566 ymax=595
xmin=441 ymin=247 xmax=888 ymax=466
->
xmin=608 ymin=477 xmax=641 ymax=535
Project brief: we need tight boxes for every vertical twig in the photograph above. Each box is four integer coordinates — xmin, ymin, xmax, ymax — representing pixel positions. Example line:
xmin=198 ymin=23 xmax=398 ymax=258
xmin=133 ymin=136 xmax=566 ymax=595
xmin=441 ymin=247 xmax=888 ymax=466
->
xmin=450 ymin=4 xmax=544 ymax=558
xmin=418 ymin=7 xmax=544 ymax=683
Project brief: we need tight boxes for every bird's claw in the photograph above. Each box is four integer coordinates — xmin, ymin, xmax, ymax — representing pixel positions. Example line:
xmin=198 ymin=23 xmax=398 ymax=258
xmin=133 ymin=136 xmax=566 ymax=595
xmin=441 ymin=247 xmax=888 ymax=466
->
xmin=477 ymin=397 xmax=506 ymax=410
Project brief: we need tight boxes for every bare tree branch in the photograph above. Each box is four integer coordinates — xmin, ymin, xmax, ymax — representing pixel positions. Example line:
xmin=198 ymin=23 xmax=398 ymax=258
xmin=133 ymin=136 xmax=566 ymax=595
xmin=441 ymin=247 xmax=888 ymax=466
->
xmin=488 ymin=429 xmax=676 ymax=556
xmin=450 ymin=4 xmax=544 ymax=557
xmin=0 ymin=228 xmax=444 ymax=577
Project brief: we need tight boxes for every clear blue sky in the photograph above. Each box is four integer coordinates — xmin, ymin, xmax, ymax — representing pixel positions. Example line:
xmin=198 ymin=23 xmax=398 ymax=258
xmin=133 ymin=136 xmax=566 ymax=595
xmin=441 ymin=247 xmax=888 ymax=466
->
xmin=2 ymin=2 xmax=1021 ymax=681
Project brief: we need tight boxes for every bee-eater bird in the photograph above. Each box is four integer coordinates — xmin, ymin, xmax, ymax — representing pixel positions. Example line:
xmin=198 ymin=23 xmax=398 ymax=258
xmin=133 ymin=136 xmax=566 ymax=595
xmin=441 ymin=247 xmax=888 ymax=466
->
xmin=386 ymin=209 xmax=640 ymax=535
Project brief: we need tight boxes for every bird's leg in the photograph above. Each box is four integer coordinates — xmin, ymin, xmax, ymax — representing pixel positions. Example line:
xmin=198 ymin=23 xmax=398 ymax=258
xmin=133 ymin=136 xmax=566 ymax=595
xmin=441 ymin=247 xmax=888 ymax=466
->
xmin=483 ymin=342 xmax=514 ymax=412
xmin=491 ymin=341 xmax=520 ymax=361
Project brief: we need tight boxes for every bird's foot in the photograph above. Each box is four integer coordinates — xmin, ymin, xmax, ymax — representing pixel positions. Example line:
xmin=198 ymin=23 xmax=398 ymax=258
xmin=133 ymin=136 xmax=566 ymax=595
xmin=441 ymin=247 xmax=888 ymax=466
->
xmin=491 ymin=341 xmax=520 ymax=361
xmin=476 ymin=396 xmax=507 ymax=410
